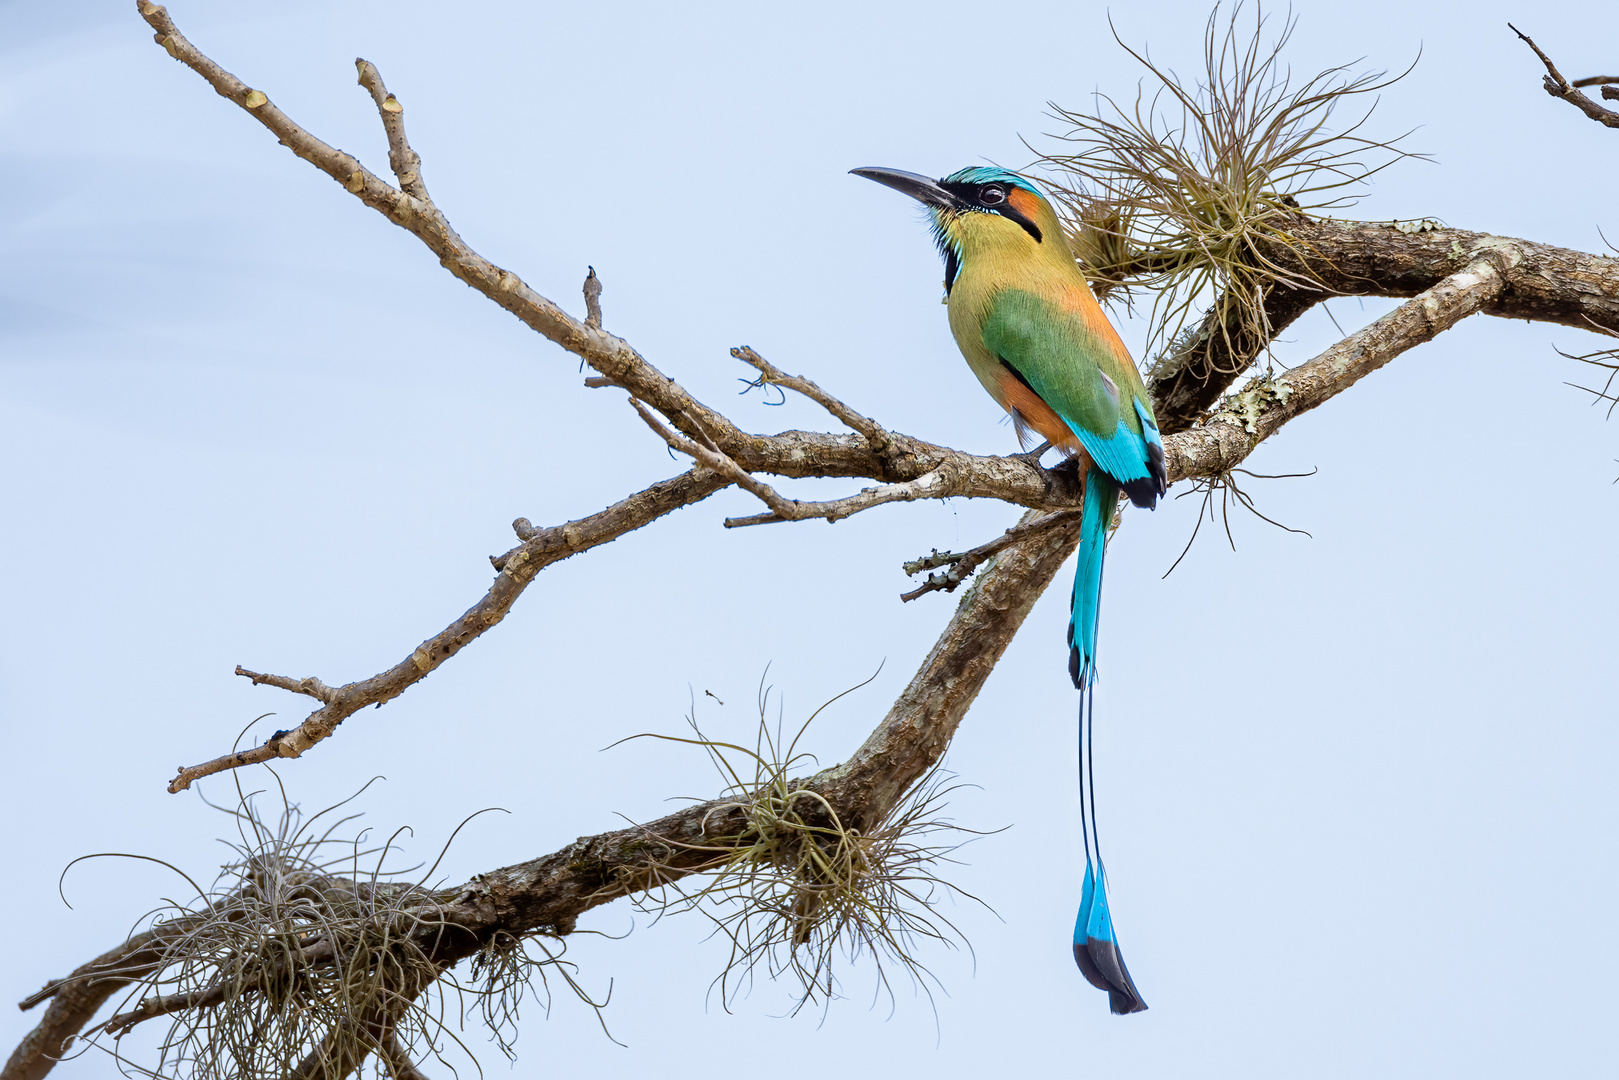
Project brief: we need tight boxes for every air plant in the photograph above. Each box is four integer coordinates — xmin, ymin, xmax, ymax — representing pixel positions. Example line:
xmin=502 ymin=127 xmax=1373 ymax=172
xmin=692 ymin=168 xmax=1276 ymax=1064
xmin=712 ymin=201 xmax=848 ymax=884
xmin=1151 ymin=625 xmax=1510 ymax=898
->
xmin=52 ymin=771 xmax=601 ymax=1079
xmin=1036 ymin=2 xmax=1418 ymax=380
xmin=620 ymin=674 xmax=994 ymax=1017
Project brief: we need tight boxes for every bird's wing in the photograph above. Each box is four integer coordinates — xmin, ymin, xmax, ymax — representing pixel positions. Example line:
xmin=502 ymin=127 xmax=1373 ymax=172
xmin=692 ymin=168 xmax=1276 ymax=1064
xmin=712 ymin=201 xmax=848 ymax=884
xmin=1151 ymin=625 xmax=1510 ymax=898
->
xmin=981 ymin=288 xmax=1155 ymax=487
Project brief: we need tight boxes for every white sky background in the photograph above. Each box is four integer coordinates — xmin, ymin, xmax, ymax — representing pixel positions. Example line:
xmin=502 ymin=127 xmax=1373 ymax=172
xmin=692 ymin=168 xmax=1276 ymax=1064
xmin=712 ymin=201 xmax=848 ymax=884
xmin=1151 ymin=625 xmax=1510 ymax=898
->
xmin=2 ymin=0 xmax=1616 ymax=1076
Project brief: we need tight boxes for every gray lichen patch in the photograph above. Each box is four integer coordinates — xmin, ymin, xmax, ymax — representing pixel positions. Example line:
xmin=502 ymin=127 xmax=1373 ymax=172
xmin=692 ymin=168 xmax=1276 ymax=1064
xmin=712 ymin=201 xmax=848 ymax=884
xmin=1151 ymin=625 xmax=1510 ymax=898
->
xmin=1213 ymin=372 xmax=1295 ymax=434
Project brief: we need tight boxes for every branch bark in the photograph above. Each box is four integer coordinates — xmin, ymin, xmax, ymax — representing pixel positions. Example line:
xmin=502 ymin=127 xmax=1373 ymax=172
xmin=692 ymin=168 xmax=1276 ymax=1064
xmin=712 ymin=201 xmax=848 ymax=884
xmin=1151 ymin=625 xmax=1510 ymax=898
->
xmin=899 ymin=511 xmax=1078 ymax=601
xmin=1274 ymin=218 xmax=1619 ymax=330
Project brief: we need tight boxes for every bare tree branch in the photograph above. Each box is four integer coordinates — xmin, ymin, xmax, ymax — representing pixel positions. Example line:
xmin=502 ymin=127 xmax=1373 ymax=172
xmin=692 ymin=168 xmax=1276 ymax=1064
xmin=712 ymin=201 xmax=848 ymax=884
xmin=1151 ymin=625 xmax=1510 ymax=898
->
xmin=1150 ymin=215 xmax=1619 ymax=429
xmin=625 ymin=398 xmax=803 ymax=520
xmin=233 ymin=668 xmax=337 ymax=703
xmin=5 ymin=930 xmax=176 ymax=1080
xmin=169 ymin=467 xmax=727 ymax=792
xmin=628 ymin=384 xmax=962 ymax=528
xmin=1511 ymin=23 xmax=1619 ymax=129
xmin=721 ymin=467 xmax=963 ymax=528
xmin=899 ymin=511 xmax=1078 ymax=602
xmin=134 ymin=1 xmax=755 ymax=473
xmin=1165 ymin=252 xmax=1513 ymax=476
xmin=1273 ymin=217 xmax=1619 ymax=330
xmin=100 ymin=982 xmax=232 ymax=1038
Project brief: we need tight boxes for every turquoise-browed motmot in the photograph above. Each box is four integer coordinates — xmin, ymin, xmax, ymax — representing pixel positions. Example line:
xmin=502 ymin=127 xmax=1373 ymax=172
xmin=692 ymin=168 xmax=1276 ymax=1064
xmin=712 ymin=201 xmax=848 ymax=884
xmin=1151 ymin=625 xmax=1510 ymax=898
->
xmin=853 ymin=165 xmax=1164 ymax=1014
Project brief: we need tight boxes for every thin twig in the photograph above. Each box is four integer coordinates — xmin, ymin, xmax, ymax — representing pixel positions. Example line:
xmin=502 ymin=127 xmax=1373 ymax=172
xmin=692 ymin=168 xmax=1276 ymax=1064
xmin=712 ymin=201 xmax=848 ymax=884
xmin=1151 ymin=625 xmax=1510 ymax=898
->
xmin=354 ymin=58 xmax=431 ymax=201
xmin=626 ymin=398 xmax=796 ymax=518
xmin=101 ymin=982 xmax=233 ymax=1037
xmin=169 ymin=467 xmax=726 ymax=792
xmin=233 ymin=668 xmax=335 ymax=703
xmin=630 ymin=394 xmax=962 ymax=528
xmin=898 ymin=512 xmax=1078 ymax=601
xmin=722 ymin=467 xmax=959 ymax=528
xmin=731 ymin=347 xmax=892 ymax=454
xmin=1510 ymin=24 xmax=1619 ymax=128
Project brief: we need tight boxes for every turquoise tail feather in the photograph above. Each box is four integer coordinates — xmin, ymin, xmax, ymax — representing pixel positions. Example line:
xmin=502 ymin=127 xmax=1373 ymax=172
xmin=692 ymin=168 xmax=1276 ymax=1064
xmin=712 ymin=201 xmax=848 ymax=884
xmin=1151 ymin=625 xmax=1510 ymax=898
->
xmin=1068 ymin=467 xmax=1119 ymax=690
xmin=1072 ymin=860 xmax=1147 ymax=1014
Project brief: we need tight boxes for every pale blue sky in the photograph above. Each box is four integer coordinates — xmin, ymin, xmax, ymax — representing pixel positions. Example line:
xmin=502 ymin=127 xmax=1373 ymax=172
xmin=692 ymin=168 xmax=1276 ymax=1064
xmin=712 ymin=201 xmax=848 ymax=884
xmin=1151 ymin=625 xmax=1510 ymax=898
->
xmin=3 ymin=1 xmax=1616 ymax=1076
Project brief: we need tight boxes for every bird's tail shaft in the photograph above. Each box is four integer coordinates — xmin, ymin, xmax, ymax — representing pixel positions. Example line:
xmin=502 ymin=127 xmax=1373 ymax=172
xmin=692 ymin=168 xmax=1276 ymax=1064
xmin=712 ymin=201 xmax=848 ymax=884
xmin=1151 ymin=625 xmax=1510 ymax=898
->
xmin=1073 ymin=682 xmax=1147 ymax=1014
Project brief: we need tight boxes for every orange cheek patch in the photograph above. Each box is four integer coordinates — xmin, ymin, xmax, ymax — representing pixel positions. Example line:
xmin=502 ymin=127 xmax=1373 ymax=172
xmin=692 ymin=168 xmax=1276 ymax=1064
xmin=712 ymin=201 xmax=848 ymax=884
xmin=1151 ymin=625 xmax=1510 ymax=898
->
xmin=1006 ymin=187 xmax=1041 ymax=220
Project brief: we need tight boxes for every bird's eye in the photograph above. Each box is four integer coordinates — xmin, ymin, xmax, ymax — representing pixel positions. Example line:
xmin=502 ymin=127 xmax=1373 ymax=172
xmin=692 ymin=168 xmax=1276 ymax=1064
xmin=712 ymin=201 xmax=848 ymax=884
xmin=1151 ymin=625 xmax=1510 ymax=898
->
xmin=979 ymin=186 xmax=1006 ymax=206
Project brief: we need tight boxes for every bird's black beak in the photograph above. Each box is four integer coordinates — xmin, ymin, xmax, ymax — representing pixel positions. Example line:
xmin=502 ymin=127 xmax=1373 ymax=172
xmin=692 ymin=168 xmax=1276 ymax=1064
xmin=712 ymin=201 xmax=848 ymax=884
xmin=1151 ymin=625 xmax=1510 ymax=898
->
xmin=850 ymin=167 xmax=964 ymax=210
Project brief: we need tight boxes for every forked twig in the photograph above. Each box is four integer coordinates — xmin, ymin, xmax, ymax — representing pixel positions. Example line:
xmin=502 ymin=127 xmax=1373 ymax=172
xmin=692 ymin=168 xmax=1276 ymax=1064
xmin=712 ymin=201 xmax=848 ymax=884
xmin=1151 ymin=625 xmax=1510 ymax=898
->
xmin=1510 ymin=24 xmax=1619 ymax=129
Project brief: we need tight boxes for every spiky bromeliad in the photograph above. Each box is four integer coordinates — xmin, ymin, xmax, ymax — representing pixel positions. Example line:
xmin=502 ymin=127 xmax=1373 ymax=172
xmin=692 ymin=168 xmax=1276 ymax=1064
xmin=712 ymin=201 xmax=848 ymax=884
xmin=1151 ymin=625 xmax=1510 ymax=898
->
xmin=853 ymin=165 xmax=1164 ymax=1014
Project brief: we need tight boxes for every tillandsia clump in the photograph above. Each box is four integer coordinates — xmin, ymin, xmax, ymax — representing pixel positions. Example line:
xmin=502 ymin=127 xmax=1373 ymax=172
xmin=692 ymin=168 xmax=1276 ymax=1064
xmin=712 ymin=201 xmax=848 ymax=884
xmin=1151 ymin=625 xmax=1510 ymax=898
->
xmin=1035 ymin=2 xmax=1418 ymax=380
xmin=41 ymin=777 xmax=600 ymax=1078
xmin=621 ymin=676 xmax=993 ymax=1017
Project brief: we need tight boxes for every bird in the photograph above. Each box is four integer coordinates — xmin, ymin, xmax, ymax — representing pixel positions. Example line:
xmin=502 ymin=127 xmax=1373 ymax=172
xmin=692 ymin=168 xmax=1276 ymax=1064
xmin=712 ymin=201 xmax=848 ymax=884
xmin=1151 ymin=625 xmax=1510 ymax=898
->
xmin=852 ymin=165 xmax=1165 ymax=1014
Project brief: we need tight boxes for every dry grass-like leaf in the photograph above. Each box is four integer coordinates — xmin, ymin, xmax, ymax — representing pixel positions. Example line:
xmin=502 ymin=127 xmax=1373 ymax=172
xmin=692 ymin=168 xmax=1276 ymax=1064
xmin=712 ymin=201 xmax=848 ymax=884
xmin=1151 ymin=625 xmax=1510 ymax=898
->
xmin=463 ymin=924 xmax=619 ymax=1058
xmin=1559 ymin=322 xmax=1619 ymax=421
xmin=1035 ymin=2 xmax=1418 ymax=375
xmin=619 ymin=674 xmax=994 ymax=1018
